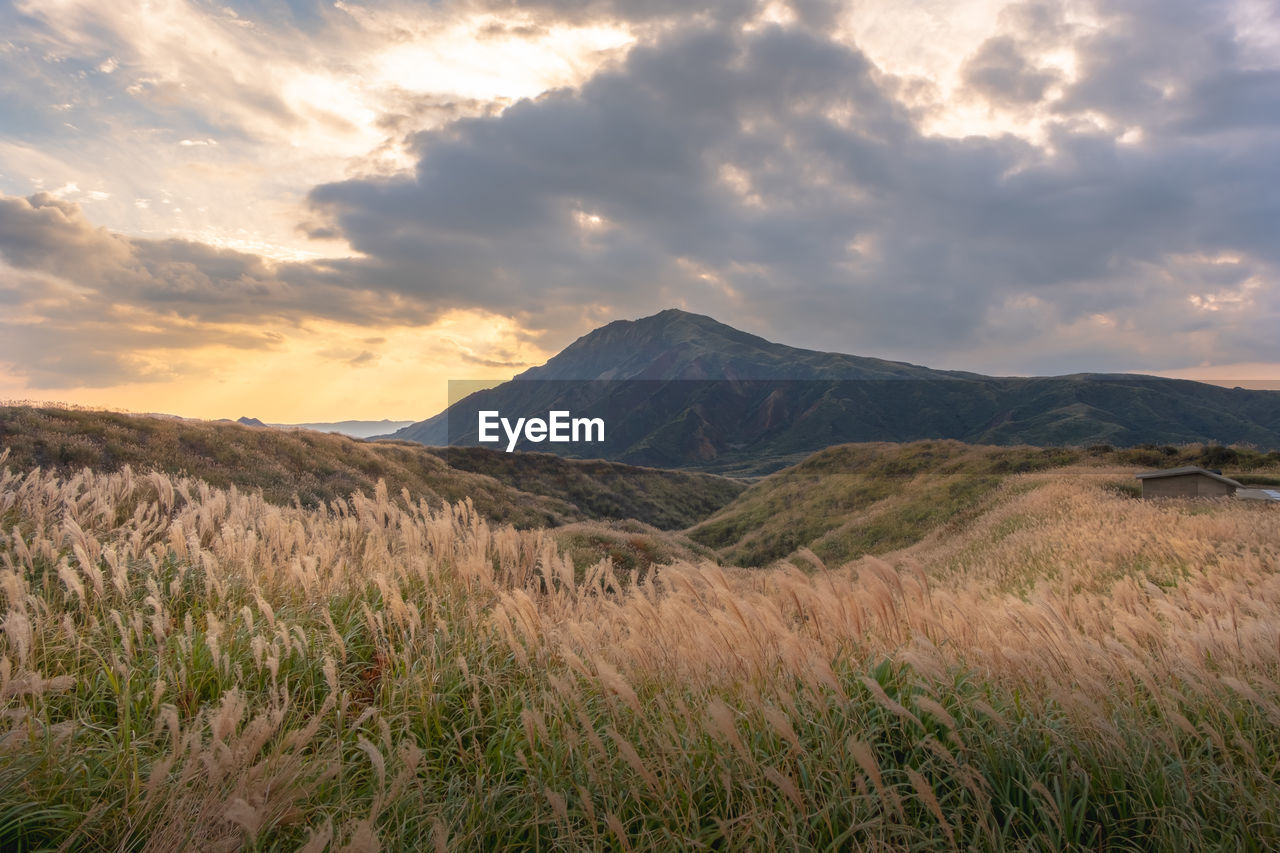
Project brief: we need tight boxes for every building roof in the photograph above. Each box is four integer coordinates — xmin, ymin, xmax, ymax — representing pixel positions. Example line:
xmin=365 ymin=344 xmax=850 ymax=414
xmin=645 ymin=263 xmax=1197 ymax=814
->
xmin=1134 ymin=466 xmax=1242 ymax=487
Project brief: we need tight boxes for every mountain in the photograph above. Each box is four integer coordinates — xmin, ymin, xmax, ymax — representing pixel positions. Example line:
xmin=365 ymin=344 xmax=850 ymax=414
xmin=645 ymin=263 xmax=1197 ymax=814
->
xmin=516 ymin=308 xmax=971 ymax=381
xmin=225 ymin=416 xmax=417 ymax=437
xmin=385 ymin=309 xmax=974 ymax=448
xmin=384 ymin=309 xmax=1280 ymax=472
xmin=213 ymin=417 xmax=415 ymax=437
xmin=270 ymin=419 xmax=416 ymax=438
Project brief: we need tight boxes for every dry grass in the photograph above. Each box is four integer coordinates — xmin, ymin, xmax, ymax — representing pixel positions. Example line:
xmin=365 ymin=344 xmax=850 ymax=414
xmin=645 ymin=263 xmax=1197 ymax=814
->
xmin=0 ymin=404 xmax=743 ymax=530
xmin=2 ymin=450 xmax=1279 ymax=850
xmin=688 ymin=439 xmax=1280 ymax=567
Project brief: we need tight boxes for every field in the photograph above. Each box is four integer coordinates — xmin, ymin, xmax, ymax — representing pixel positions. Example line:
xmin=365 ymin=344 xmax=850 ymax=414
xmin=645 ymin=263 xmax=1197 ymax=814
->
xmin=3 ymin=440 xmax=1279 ymax=851
xmin=690 ymin=439 xmax=1280 ymax=567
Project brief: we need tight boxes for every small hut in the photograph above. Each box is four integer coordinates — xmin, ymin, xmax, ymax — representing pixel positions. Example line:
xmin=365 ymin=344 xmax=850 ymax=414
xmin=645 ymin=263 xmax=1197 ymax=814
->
xmin=1135 ymin=466 xmax=1241 ymax=499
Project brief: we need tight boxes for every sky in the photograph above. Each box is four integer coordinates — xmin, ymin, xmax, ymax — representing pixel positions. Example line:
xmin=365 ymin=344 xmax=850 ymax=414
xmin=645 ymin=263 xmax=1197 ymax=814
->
xmin=0 ymin=0 xmax=1277 ymax=421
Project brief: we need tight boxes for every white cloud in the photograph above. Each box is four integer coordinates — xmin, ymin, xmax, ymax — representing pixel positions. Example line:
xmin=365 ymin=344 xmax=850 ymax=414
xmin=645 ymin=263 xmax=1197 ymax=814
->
xmin=3 ymin=0 xmax=635 ymax=261
xmin=1 ymin=0 xmax=1277 ymax=410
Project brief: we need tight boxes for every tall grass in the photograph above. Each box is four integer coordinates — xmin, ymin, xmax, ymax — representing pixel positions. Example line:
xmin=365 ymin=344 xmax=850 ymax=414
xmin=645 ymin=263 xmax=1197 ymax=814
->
xmin=688 ymin=439 xmax=1280 ymax=567
xmin=2 ymin=452 xmax=1279 ymax=850
xmin=0 ymin=405 xmax=743 ymax=530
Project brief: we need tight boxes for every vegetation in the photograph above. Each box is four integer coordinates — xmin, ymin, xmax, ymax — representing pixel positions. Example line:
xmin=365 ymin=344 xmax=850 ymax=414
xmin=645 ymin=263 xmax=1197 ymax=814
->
xmin=2 ymin=449 xmax=1279 ymax=850
xmin=549 ymin=519 xmax=718 ymax=578
xmin=689 ymin=440 xmax=1280 ymax=567
xmin=426 ymin=446 xmax=743 ymax=531
xmin=0 ymin=406 xmax=742 ymax=530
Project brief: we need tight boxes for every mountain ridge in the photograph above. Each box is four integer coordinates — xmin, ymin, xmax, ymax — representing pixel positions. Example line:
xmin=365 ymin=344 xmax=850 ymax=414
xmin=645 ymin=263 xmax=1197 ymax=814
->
xmin=516 ymin=308 xmax=978 ymax=382
xmin=383 ymin=309 xmax=1280 ymax=470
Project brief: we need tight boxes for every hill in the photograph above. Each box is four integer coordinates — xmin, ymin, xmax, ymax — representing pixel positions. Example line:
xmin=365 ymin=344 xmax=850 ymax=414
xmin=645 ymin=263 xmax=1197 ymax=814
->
xmin=429 ymin=445 xmax=741 ymax=531
xmin=688 ymin=440 xmax=1280 ymax=567
xmin=386 ymin=310 xmax=1280 ymax=470
xmin=4 ymin=443 xmax=1279 ymax=849
xmin=0 ymin=405 xmax=742 ymax=530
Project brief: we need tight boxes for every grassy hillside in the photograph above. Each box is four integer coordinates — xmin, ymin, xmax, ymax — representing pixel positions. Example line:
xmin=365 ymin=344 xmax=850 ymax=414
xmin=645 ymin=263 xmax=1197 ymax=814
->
xmin=3 ymin=457 xmax=1279 ymax=849
xmin=427 ymin=446 xmax=743 ymax=531
xmin=0 ymin=406 xmax=742 ymax=530
xmin=689 ymin=439 xmax=1280 ymax=567
xmin=548 ymin=519 xmax=720 ymax=578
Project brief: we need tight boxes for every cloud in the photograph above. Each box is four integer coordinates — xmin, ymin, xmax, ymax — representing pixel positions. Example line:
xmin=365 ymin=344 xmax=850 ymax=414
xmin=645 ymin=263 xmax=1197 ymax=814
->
xmin=0 ymin=192 xmax=446 ymax=326
xmin=2 ymin=0 xmax=1277 ymax=393
xmin=466 ymin=0 xmax=758 ymax=25
xmin=317 ymin=345 xmax=381 ymax=368
xmin=0 ymin=257 xmax=286 ymax=387
xmin=0 ymin=192 xmax=445 ymax=386
xmin=304 ymin=4 xmax=1279 ymax=372
xmin=0 ymin=0 xmax=637 ymax=261
xmin=961 ymin=35 xmax=1061 ymax=106
xmin=456 ymin=352 xmax=534 ymax=369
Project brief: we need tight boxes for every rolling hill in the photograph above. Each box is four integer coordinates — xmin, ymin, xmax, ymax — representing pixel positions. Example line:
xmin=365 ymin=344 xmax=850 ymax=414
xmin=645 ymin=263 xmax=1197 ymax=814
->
xmin=0 ymin=405 xmax=743 ymax=530
xmin=385 ymin=309 xmax=1280 ymax=472
xmin=687 ymin=440 xmax=1280 ymax=567
xmin=6 ymin=423 xmax=1280 ymax=849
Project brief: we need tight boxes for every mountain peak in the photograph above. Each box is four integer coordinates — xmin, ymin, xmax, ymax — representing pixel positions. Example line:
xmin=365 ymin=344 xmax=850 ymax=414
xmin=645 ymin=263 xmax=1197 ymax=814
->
xmin=576 ymin=308 xmax=752 ymax=343
xmin=647 ymin=307 xmax=725 ymax=324
xmin=517 ymin=309 xmax=942 ymax=381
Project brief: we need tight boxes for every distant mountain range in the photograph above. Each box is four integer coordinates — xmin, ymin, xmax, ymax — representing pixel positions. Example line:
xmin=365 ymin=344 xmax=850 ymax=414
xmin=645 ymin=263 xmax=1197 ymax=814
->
xmin=220 ymin=417 xmax=416 ymax=438
xmin=271 ymin=418 xmax=416 ymax=438
xmin=383 ymin=309 xmax=1280 ymax=472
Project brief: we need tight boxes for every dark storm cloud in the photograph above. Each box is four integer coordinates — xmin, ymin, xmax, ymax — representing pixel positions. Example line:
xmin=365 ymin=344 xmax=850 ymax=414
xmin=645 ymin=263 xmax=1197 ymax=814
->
xmin=305 ymin=2 xmax=1279 ymax=369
